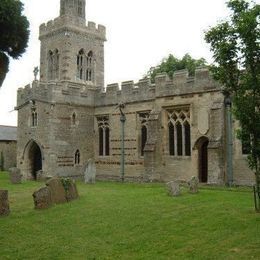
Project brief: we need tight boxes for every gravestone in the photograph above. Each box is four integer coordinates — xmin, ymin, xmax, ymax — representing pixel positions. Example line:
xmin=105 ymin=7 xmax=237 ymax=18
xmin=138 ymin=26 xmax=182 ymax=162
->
xmin=33 ymin=178 xmax=79 ymax=210
xmin=46 ymin=177 xmax=67 ymax=204
xmin=66 ymin=180 xmax=79 ymax=202
xmin=9 ymin=167 xmax=22 ymax=184
xmin=84 ymin=158 xmax=96 ymax=184
xmin=0 ymin=190 xmax=10 ymax=216
xmin=188 ymin=176 xmax=199 ymax=194
xmin=33 ymin=187 xmax=52 ymax=209
xmin=166 ymin=181 xmax=181 ymax=196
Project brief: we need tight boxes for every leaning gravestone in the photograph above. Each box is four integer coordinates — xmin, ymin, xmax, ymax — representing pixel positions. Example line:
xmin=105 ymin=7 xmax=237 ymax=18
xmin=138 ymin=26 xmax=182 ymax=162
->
xmin=9 ymin=167 xmax=22 ymax=184
xmin=84 ymin=158 xmax=96 ymax=184
xmin=166 ymin=181 xmax=181 ymax=196
xmin=33 ymin=187 xmax=52 ymax=209
xmin=46 ymin=177 xmax=67 ymax=204
xmin=188 ymin=176 xmax=199 ymax=194
xmin=33 ymin=177 xmax=79 ymax=209
xmin=0 ymin=190 xmax=10 ymax=216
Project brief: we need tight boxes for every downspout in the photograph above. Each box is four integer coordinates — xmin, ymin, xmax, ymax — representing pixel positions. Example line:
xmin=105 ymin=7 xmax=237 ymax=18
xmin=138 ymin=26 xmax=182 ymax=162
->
xmin=117 ymin=103 xmax=126 ymax=182
xmin=224 ymin=94 xmax=233 ymax=186
xmin=120 ymin=113 xmax=126 ymax=182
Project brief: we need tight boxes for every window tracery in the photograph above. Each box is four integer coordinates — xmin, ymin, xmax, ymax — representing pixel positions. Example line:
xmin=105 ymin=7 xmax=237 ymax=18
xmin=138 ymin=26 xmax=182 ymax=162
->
xmin=31 ymin=111 xmax=38 ymax=127
xmin=167 ymin=108 xmax=191 ymax=156
xmin=97 ymin=116 xmax=110 ymax=156
xmin=75 ymin=149 xmax=80 ymax=165
xmin=77 ymin=49 xmax=94 ymax=82
xmin=48 ymin=49 xmax=59 ymax=80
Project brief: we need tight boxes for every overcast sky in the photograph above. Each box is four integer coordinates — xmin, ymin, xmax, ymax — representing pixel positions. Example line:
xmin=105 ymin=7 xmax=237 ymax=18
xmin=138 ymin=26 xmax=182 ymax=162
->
xmin=0 ymin=0 xmax=230 ymax=126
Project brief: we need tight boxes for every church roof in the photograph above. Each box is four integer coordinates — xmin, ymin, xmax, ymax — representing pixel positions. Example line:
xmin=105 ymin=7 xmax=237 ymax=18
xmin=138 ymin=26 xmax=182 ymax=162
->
xmin=0 ymin=125 xmax=17 ymax=141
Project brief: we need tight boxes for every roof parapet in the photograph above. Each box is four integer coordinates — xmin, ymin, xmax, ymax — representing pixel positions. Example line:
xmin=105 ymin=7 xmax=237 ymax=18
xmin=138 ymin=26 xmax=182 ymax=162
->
xmin=95 ymin=68 xmax=221 ymax=106
xmin=39 ymin=17 xmax=106 ymax=40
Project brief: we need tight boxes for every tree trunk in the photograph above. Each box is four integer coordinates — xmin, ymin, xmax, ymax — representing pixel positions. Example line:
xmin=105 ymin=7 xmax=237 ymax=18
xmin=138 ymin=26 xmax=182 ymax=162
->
xmin=255 ymin=170 xmax=260 ymax=212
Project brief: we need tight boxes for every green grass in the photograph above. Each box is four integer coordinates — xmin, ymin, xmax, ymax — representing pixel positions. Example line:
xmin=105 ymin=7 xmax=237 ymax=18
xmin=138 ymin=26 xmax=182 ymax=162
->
xmin=0 ymin=172 xmax=259 ymax=260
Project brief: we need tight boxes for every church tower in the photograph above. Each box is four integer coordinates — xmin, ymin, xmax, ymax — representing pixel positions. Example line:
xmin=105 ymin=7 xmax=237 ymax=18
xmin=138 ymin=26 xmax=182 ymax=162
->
xmin=60 ymin=0 xmax=86 ymax=19
xmin=39 ymin=0 xmax=106 ymax=88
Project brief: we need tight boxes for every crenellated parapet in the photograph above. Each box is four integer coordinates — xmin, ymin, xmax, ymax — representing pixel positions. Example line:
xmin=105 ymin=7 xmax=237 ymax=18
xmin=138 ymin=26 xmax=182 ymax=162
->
xmin=16 ymin=80 xmax=97 ymax=109
xmin=95 ymin=68 xmax=221 ymax=107
xmin=16 ymin=68 xmax=221 ymax=110
xmin=39 ymin=16 xmax=106 ymax=41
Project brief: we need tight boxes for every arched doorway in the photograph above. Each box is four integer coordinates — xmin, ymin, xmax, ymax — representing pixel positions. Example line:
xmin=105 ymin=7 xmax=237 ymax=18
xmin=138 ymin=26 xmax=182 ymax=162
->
xmin=195 ymin=137 xmax=209 ymax=183
xmin=24 ymin=140 xmax=43 ymax=180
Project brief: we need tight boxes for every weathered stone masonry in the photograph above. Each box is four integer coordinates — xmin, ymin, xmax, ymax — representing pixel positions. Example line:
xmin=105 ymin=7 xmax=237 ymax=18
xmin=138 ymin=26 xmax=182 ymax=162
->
xmin=16 ymin=0 xmax=254 ymax=185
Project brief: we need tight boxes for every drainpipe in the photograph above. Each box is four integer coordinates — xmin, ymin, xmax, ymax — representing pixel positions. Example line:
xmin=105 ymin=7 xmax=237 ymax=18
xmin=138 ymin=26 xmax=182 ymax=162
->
xmin=224 ymin=94 xmax=233 ymax=186
xmin=120 ymin=113 xmax=126 ymax=182
xmin=117 ymin=103 xmax=126 ymax=182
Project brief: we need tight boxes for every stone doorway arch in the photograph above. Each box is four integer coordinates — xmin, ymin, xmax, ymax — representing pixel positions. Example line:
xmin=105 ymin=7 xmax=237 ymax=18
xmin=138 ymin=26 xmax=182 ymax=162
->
xmin=23 ymin=140 xmax=43 ymax=180
xmin=194 ymin=136 xmax=209 ymax=183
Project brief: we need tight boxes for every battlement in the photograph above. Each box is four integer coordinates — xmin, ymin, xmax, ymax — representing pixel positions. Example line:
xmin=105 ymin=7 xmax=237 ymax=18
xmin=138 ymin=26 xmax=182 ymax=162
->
xmin=16 ymin=68 xmax=221 ymax=110
xmin=95 ymin=68 xmax=221 ymax=106
xmin=16 ymin=80 xmax=97 ymax=109
xmin=39 ymin=16 xmax=106 ymax=40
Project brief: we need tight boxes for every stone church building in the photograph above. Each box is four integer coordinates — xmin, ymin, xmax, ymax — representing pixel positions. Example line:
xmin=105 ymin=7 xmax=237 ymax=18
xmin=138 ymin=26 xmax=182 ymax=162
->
xmin=16 ymin=0 xmax=254 ymax=185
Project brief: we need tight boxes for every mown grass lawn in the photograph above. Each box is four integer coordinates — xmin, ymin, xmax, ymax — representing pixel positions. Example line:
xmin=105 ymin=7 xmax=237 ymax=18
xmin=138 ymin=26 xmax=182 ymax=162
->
xmin=0 ymin=172 xmax=259 ymax=259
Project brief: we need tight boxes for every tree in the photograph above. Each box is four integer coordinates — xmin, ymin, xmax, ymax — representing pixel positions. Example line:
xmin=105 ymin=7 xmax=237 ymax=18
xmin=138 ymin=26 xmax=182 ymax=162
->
xmin=0 ymin=0 xmax=30 ymax=87
xmin=205 ymin=0 xmax=260 ymax=211
xmin=144 ymin=54 xmax=207 ymax=83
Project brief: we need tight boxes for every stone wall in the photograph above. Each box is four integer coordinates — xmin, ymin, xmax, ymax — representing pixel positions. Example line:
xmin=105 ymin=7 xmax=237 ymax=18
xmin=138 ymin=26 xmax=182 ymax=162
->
xmin=17 ymin=95 xmax=94 ymax=179
xmin=232 ymin=121 xmax=255 ymax=185
xmin=93 ymin=79 xmax=225 ymax=184
xmin=39 ymin=17 xmax=105 ymax=88
xmin=16 ymin=65 xmax=255 ymax=185
xmin=48 ymin=103 xmax=94 ymax=178
xmin=0 ymin=141 xmax=16 ymax=170
xmin=15 ymin=0 xmax=255 ymax=185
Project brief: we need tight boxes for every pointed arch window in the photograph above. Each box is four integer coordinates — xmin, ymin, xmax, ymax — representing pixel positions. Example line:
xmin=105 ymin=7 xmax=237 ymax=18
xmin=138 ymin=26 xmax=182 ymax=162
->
xmin=48 ymin=49 xmax=59 ymax=80
xmin=139 ymin=112 xmax=150 ymax=156
xmin=77 ymin=49 xmax=94 ymax=82
xmin=141 ymin=126 xmax=147 ymax=156
xmin=167 ymin=108 xmax=191 ymax=156
xmin=75 ymin=150 xmax=80 ymax=165
xmin=77 ymin=49 xmax=84 ymax=80
xmin=184 ymin=121 xmax=191 ymax=156
xmin=78 ymin=1 xmax=83 ymax=16
xmin=176 ymin=122 xmax=183 ymax=156
xmin=72 ymin=113 xmax=76 ymax=126
xmin=48 ymin=51 xmax=53 ymax=80
xmin=53 ymin=49 xmax=59 ymax=79
xmin=97 ymin=116 xmax=110 ymax=156
xmin=169 ymin=122 xmax=175 ymax=155
xmin=31 ymin=109 xmax=38 ymax=127
xmin=60 ymin=1 xmax=65 ymax=15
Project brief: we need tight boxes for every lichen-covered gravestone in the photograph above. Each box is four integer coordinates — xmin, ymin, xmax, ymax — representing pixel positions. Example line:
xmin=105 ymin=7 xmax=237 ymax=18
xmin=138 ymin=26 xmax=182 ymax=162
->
xmin=0 ymin=190 xmax=10 ymax=216
xmin=188 ymin=176 xmax=199 ymax=194
xmin=166 ymin=181 xmax=181 ymax=196
xmin=46 ymin=177 xmax=67 ymax=204
xmin=84 ymin=158 xmax=96 ymax=184
xmin=33 ymin=187 xmax=52 ymax=209
xmin=65 ymin=179 xmax=79 ymax=201
xmin=9 ymin=167 xmax=22 ymax=184
xmin=33 ymin=177 xmax=79 ymax=210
